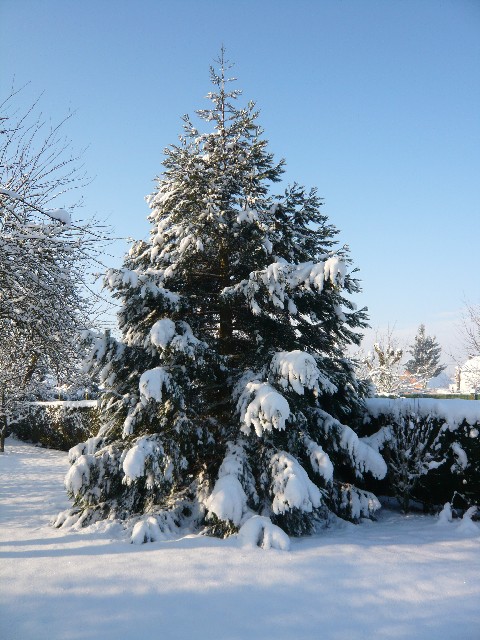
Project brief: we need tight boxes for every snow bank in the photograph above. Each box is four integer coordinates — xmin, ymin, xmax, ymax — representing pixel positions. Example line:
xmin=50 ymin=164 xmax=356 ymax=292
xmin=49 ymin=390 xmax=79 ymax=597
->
xmin=456 ymin=506 xmax=480 ymax=535
xmin=437 ymin=504 xmax=480 ymax=534
xmin=437 ymin=502 xmax=453 ymax=525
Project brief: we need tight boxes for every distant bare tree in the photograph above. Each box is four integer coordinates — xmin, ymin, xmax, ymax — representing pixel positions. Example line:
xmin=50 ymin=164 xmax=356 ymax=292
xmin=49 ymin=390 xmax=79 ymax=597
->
xmin=461 ymin=301 xmax=480 ymax=359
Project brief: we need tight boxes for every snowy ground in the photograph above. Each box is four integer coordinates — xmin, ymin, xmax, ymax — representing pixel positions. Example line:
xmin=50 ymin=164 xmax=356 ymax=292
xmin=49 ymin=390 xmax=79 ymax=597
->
xmin=1 ymin=438 xmax=479 ymax=640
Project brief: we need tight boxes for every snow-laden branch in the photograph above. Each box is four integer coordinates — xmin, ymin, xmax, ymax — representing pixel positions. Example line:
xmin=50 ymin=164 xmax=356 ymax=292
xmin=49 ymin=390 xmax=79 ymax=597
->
xmin=237 ymin=380 xmax=290 ymax=436
xmin=270 ymin=350 xmax=337 ymax=395
xmin=222 ymin=256 xmax=346 ymax=315
xmin=318 ymin=409 xmax=387 ymax=480
xmin=1 ymin=187 xmax=71 ymax=225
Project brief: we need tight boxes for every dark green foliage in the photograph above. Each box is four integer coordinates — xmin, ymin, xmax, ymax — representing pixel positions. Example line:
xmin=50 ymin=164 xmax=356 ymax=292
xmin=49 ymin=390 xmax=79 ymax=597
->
xmin=418 ymin=418 xmax=480 ymax=511
xmin=9 ymin=402 xmax=99 ymax=451
xmin=362 ymin=400 xmax=480 ymax=512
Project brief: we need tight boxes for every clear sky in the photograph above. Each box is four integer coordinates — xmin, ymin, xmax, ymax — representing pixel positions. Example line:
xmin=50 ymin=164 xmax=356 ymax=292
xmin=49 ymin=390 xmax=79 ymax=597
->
xmin=2 ymin=0 xmax=479 ymax=368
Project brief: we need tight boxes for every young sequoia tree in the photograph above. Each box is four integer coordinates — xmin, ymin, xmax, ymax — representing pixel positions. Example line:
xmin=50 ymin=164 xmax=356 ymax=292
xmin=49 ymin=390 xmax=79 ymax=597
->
xmin=61 ymin=54 xmax=386 ymax=541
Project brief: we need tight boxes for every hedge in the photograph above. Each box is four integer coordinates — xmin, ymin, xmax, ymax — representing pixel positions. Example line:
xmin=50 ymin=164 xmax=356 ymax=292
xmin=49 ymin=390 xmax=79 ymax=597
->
xmin=9 ymin=401 xmax=100 ymax=451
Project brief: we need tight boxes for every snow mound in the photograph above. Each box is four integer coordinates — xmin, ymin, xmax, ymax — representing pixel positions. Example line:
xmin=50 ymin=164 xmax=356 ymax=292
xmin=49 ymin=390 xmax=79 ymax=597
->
xmin=237 ymin=516 xmax=290 ymax=551
xmin=131 ymin=516 xmax=163 ymax=544
xmin=436 ymin=503 xmax=453 ymax=525
xmin=456 ymin=507 xmax=480 ymax=536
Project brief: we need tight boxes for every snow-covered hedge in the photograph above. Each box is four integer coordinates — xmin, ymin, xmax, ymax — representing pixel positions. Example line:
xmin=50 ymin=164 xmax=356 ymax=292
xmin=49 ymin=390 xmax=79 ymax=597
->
xmin=361 ymin=398 xmax=480 ymax=511
xmin=9 ymin=401 xmax=100 ymax=451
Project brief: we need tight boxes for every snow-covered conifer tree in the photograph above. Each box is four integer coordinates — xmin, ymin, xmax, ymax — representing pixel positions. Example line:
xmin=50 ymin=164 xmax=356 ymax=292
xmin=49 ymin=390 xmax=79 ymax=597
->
xmin=62 ymin=52 xmax=386 ymax=540
xmin=405 ymin=324 xmax=445 ymax=389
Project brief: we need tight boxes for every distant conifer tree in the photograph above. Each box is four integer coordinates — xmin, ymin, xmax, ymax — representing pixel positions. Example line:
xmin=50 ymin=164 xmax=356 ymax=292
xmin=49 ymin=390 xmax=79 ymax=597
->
xmin=406 ymin=324 xmax=445 ymax=389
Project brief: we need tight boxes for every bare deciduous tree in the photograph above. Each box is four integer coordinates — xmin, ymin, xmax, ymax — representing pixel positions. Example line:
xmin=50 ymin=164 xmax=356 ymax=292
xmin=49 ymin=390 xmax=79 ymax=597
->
xmin=0 ymin=87 xmax=110 ymax=451
xmin=461 ymin=301 xmax=480 ymax=359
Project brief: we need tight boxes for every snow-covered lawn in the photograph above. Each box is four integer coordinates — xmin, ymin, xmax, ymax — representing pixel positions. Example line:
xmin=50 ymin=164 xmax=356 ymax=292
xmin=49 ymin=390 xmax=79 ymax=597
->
xmin=1 ymin=438 xmax=479 ymax=640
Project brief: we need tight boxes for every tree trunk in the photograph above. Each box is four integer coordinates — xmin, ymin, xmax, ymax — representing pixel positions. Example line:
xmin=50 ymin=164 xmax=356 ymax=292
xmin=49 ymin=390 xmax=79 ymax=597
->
xmin=0 ymin=386 xmax=6 ymax=453
xmin=218 ymin=245 xmax=233 ymax=355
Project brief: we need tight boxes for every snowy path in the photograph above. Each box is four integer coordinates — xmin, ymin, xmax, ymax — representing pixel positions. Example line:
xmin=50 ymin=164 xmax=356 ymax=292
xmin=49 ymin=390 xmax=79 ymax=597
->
xmin=1 ymin=438 xmax=479 ymax=640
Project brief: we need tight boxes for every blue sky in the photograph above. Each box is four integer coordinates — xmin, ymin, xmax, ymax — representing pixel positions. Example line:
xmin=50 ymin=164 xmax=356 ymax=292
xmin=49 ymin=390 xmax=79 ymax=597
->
xmin=2 ymin=0 xmax=479 ymax=366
